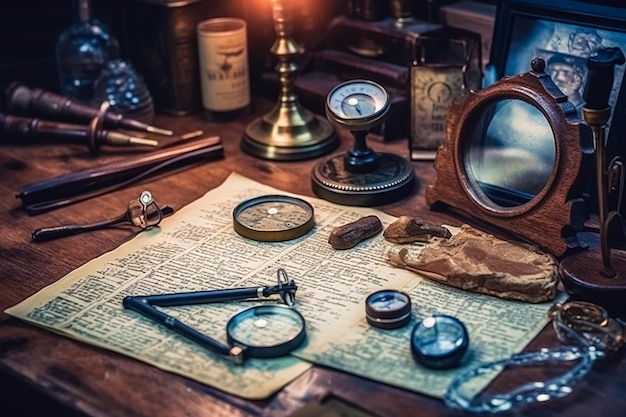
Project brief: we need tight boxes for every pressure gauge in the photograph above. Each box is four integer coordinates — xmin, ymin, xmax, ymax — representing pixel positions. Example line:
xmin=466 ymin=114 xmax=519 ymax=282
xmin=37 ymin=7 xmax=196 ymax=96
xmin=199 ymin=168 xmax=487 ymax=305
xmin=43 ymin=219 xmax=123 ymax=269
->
xmin=233 ymin=195 xmax=315 ymax=242
xmin=325 ymin=79 xmax=391 ymax=132
xmin=365 ymin=289 xmax=412 ymax=329
xmin=411 ymin=314 xmax=469 ymax=369
xmin=313 ymin=78 xmax=415 ymax=206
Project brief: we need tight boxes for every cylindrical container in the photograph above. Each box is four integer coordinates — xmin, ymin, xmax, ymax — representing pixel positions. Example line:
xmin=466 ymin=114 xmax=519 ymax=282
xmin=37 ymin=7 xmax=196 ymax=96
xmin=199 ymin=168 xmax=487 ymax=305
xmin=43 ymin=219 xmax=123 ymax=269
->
xmin=197 ymin=17 xmax=250 ymax=121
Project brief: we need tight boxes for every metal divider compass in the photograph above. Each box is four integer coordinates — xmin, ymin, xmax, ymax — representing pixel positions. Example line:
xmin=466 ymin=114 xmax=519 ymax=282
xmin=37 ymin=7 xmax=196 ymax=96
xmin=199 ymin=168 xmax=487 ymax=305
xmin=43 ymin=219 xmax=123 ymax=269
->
xmin=123 ymin=268 xmax=306 ymax=364
xmin=312 ymin=79 xmax=415 ymax=206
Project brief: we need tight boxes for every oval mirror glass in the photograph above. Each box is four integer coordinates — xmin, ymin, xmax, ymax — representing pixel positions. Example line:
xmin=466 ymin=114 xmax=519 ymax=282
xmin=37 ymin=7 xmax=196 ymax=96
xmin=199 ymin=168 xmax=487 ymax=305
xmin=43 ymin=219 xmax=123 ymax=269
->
xmin=464 ymin=98 xmax=556 ymax=208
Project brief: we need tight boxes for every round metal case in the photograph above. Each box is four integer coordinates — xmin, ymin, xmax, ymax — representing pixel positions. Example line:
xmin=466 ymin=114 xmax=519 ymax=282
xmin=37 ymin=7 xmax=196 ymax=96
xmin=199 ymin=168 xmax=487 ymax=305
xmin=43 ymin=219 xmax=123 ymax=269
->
xmin=365 ymin=289 xmax=412 ymax=330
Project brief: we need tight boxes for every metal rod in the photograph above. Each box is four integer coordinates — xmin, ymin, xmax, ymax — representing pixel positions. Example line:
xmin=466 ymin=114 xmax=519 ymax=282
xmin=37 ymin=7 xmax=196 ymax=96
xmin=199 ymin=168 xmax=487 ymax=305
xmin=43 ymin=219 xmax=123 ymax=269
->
xmin=32 ymin=205 xmax=174 ymax=242
xmin=16 ymin=136 xmax=223 ymax=214
xmin=592 ymin=123 xmax=615 ymax=277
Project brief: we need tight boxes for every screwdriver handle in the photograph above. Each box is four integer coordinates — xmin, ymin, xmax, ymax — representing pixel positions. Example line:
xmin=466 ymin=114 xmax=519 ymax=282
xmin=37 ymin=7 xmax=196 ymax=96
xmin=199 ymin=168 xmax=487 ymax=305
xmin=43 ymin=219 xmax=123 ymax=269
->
xmin=5 ymin=82 xmax=172 ymax=135
xmin=0 ymin=112 xmax=89 ymax=141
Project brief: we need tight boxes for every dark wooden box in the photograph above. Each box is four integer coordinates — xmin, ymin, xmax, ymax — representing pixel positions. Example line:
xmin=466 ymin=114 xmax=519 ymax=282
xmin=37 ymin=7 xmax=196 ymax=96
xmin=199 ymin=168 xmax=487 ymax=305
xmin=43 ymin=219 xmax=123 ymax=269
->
xmin=118 ymin=0 xmax=243 ymax=116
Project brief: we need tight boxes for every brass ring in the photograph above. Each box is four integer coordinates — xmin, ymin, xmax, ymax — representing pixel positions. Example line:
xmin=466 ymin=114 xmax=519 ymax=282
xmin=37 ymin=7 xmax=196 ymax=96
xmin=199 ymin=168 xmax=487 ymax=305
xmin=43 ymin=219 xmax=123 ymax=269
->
xmin=549 ymin=301 xmax=624 ymax=353
xmin=130 ymin=191 xmax=163 ymax=229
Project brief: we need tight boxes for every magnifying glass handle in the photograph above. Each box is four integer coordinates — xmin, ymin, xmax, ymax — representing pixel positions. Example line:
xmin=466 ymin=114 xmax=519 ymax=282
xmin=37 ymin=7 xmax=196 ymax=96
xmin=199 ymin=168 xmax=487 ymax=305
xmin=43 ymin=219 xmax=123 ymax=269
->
xmin=138 ymin=287 xmax=263 ymax=307
xmin=31 ymin=206 xmax=175 ymax=242
xmin=32 ymin=214 xmax=127 ymax=242
xmin=123 ymin=296 xmax=234 ymax=357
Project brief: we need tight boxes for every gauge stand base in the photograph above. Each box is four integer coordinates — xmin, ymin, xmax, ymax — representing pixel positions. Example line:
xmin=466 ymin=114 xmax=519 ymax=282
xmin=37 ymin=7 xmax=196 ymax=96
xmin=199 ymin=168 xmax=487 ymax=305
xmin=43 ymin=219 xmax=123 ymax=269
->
xmin=312 ymin=152 xmax=415 ymax=206
xmin=559 ymin=249 xmax=626 ymax=319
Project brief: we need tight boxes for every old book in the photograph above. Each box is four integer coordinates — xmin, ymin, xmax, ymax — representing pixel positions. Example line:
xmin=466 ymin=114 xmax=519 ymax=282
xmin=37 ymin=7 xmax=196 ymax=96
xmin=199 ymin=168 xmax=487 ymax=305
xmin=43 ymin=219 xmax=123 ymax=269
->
xmin=314 ymin=49 xmax=410 ymax=89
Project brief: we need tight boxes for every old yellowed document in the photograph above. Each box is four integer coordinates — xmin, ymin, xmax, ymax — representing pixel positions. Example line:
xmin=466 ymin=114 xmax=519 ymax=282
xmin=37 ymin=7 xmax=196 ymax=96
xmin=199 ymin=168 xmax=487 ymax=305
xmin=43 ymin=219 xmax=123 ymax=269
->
xmin=6 ymin=172 xmax=561 ymax=400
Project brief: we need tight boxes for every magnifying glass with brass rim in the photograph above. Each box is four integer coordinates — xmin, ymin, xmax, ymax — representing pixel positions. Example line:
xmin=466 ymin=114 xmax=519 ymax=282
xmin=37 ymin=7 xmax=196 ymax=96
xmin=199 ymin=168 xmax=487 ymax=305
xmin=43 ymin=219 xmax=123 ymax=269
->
xmin=232 ymin=195 xmax=315 ymax=242
xmin=123 ymin=268 xmax=307 ymax=364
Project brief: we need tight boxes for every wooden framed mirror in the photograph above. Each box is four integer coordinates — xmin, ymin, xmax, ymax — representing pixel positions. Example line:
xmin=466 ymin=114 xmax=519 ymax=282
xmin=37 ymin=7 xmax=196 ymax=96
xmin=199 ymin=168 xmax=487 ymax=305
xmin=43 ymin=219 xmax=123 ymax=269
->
xmin=426 ymin=58 xmax=594 ymax=257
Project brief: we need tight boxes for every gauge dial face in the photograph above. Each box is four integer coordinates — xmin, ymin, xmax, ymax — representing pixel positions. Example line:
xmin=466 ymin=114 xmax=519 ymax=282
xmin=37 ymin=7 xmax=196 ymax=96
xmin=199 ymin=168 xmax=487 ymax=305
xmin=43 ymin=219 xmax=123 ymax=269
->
xmin=326 ymin=79 xmax=390 ymax=131
xmin=233 ymin=195 xmax=315 ymax=242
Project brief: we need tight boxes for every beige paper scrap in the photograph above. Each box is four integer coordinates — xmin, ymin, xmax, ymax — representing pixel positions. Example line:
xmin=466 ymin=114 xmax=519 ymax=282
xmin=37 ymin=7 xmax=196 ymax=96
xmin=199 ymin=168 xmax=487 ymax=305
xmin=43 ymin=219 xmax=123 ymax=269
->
xmin=5 ymin=172 xmax=562 ymax=400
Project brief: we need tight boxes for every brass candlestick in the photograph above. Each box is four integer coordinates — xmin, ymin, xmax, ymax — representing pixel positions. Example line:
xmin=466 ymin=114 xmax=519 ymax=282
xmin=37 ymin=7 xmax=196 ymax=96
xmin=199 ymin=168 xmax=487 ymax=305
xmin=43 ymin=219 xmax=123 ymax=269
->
xmin=559 ymin=47 xmax=626 ymax=318
xmin=241 ymin=0 xmax=338 ymax=161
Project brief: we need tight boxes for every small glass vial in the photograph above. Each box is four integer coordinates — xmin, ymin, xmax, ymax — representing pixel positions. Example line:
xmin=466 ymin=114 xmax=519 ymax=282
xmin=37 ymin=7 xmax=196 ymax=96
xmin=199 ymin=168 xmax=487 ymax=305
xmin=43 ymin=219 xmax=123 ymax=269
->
xmin=55 ymin=0 xmax=120 ymax=102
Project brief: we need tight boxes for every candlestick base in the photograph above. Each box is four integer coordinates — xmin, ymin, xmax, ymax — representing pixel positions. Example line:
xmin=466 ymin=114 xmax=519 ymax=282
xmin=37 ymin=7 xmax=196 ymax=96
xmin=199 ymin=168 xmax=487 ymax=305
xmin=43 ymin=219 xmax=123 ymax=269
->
xmin=241 ymin=103 xmax=338 ymax=161
xmin=559 ymin=249 xmax=626 ymax=319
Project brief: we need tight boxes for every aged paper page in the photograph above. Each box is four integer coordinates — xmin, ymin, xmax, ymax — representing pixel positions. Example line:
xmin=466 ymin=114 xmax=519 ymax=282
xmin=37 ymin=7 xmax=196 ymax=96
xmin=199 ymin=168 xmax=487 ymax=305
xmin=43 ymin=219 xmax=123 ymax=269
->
xmin=6 ymin=172 xmax=562 ymax=400
xmin=296 ymin=276 xmax=565 ymax=398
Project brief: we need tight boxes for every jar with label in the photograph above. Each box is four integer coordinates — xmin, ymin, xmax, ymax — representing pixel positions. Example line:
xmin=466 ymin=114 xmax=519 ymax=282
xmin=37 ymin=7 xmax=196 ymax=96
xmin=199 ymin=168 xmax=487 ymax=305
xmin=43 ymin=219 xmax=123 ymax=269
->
xmin=197 ymin=18 xmax=251 ymax=121
xmin=410 ymin=31 xmax=482 ymax=160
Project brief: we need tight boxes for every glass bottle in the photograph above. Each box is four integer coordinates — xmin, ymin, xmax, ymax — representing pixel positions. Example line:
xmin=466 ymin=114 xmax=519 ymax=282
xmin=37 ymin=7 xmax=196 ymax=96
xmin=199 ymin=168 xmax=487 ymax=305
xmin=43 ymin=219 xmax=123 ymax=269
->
xmin=55 ymin=0 xmax=120 ymax=102
xmin=92 ymin=59 xmax=155 ymax=124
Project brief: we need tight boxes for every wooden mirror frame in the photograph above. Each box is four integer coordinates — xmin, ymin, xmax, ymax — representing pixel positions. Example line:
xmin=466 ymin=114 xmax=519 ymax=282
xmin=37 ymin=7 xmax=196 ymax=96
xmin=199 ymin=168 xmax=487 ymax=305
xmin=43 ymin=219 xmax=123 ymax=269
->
xmin=426 ymin=59 xmax=594 ymax=257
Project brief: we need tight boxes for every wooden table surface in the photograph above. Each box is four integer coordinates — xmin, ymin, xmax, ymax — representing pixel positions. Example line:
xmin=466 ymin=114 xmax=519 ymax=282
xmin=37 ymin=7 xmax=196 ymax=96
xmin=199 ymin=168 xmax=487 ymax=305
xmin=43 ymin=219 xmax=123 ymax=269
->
xmin=1 ymin=97 xmax=624 ymax=417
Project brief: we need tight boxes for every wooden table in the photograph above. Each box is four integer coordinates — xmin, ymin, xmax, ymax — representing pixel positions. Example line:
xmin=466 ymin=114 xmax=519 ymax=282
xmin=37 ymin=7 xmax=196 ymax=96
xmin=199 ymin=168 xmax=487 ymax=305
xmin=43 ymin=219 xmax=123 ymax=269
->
xmin=1 ymin=97 xmax=624 ymax=417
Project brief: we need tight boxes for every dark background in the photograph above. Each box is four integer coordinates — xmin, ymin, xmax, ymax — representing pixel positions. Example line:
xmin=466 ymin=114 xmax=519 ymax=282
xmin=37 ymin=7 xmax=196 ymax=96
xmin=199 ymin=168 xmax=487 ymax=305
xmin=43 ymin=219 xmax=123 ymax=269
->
xmin=0 ymin=0 xmax=501 ymax=110
xmin=0 ymin=0 xmax=346 ymax=109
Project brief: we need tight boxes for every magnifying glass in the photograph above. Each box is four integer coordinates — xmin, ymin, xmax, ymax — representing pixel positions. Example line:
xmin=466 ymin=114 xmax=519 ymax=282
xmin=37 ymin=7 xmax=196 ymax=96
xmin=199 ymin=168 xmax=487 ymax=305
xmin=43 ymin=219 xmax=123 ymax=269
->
xmin=123 ymin=268 xmax=306 ymax=364
xmin=411 ymin=314 xmax=469 ymax=369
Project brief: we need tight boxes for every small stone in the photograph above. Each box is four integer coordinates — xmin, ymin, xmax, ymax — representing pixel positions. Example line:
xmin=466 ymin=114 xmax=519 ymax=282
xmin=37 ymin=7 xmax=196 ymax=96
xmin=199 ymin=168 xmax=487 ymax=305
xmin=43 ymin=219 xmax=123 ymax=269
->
xmin=329 ymin=215 xmax=382 ymax=250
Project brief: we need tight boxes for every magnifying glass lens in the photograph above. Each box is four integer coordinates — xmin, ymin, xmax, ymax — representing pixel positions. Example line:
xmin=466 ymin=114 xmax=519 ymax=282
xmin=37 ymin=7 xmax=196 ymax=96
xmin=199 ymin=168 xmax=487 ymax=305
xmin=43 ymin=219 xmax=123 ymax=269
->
xmin=227 ymin=305 xmax=306 ymax=358
xmin=411 ymin=315 xmax=469 ymax=369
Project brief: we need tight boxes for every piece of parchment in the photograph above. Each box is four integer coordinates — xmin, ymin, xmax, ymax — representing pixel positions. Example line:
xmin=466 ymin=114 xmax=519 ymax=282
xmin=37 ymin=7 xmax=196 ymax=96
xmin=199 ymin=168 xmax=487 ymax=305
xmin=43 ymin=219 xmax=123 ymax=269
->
xmin=386 ymin=224 xmax=558 ymax=303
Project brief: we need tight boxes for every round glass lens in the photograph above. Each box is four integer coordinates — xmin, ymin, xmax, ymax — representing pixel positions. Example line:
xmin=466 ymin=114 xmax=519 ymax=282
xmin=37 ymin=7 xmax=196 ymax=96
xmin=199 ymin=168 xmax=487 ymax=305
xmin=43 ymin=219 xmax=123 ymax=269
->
xmin=228 ymin=305 xmax=305 ymax=348
xmin=369 ymin=291 xmax=409 ymax=311
xmin=414 ymin=317 xmax=466 ymax=355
